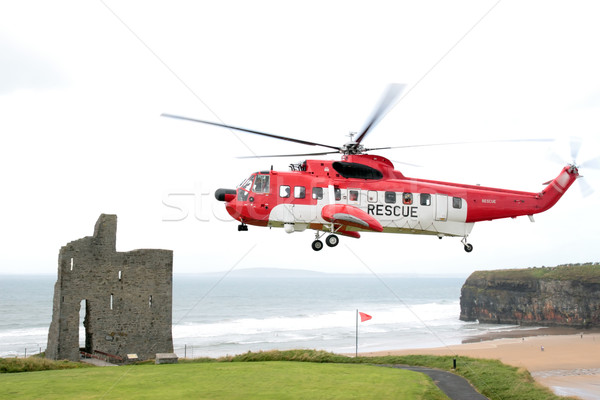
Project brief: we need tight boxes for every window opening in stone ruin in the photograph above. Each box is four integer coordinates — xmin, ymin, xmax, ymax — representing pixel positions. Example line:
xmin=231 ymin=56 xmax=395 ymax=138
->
xmin=118 ymin=270 xmax=122 ymax=281
xmin=79 ymin=300 xmax=85 ymax=347
xmin=70 ymin=258 xmax=74 ymax=271
xmin=110 ymin=294 xmax=114 ymax=310
xmin=149 ymin=295 xmax=153 ymax=308
xmin=79 ymin=299 xmax=91 ymax=353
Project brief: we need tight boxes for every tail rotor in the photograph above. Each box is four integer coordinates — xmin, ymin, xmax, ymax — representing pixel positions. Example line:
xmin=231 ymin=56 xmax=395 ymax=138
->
xmin=549 ymin=136 xmax=599 ymax=197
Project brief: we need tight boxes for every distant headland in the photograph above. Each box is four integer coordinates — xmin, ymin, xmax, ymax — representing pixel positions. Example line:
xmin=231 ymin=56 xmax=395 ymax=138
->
xmin=460 ymin=263 xmax=600 ymax=328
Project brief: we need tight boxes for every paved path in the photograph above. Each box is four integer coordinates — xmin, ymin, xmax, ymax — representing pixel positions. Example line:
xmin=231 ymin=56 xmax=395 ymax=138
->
xmin=80 ymin=357 xmax=118 ymax=367
xmin=386 ymin=365 xmax=489 ymax=400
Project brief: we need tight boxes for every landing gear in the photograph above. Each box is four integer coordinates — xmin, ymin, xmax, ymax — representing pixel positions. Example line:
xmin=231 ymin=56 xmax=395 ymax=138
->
xmin=238 ymin=222 xmax=248 ymax=231
xmin=325 ymin=234 xmax=339 ymax=247
xmin=312 ymin=229 xmax=340 ymax=251
xmin=461 ymin=236 xmax=473 ymax=253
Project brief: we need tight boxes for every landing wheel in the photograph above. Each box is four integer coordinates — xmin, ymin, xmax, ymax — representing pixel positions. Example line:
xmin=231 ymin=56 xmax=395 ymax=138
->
xmin=325 ymin=234 xmax=339 ymax=248
xmin=464 ymin=243 xmax=473 ymax=253
xmin=312 ymin=240 xmax=324 ymax=251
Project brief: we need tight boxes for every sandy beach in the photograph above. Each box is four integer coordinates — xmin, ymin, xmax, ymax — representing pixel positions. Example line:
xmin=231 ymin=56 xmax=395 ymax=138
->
xmin=362 ymin=328 xmax=600 ymax=400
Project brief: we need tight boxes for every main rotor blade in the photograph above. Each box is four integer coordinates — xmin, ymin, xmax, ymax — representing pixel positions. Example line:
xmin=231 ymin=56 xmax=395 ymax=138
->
xmin=388 ymin=159 xmax=423 ymax=168
xmin=545 ymin=150 xmax=566 ymax=166
xmin=161 ymin=113 xmax=341 ymax=151
xmin=355 ymin=83 xmax=407 ymax=145
xmin=570 ymin=136 xmax=583 ymax=162
xmin=578 ymin=177 xmax=594 ymax=197
xmin=581 ymin=156 xmax=600 ymax=170
xmin=368 ymin=138 xmax=554 ymax=151
xmin=236 ymin=151 xmax=340 ymax=159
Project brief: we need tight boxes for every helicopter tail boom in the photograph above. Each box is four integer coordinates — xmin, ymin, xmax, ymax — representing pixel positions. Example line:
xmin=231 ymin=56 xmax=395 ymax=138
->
xmin=536 ymin=165 xmax=579 ymax=213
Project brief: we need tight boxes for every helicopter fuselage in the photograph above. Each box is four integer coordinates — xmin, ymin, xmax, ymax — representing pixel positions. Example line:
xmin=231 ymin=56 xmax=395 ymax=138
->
xmin=216 ymin=154 xmax=579 ymax=251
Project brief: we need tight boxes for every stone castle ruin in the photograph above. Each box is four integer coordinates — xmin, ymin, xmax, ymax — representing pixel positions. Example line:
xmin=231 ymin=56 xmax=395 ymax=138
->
xmin=46 ymin=214 xmax=174 ymax=362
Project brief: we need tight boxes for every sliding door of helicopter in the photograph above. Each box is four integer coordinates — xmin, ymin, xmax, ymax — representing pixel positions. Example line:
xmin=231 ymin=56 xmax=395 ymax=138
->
xmin=435 ymin=194 xmax=448 ymax=221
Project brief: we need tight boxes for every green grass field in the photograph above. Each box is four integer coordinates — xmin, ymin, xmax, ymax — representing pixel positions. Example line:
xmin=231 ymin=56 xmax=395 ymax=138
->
xmin=0 ymin=361 xmax=447 ymax=400
xmin=0 ymin=350 xmax=577 ymax=400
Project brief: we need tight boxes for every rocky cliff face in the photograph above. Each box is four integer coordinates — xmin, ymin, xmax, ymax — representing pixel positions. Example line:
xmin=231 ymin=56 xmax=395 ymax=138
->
xmin=460 ymin=264 xmax=600 ymax=327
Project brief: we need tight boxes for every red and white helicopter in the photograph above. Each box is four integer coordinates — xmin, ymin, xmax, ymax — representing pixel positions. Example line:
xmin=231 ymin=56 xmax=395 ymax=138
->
xmin=163 ymin=84 xmax=595 ymax=252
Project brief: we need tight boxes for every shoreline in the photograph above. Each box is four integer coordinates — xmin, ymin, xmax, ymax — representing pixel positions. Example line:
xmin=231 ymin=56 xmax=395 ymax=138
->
xmin=361 ymin=327 xmax=600 ymax=400
xmin=461 ymin=325 xmax=600 ymax=344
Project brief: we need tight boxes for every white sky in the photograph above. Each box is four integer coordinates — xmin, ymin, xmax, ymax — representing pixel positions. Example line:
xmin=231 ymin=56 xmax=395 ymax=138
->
xmin=1 ymin=1 xmax=599 ymax=276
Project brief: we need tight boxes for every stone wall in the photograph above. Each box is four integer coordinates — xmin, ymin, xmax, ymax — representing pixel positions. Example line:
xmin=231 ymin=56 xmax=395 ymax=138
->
xmin=46 ymin=214 xmax=173 ymax=362
xmin=460 ymin=266 xmax=600 ymax=327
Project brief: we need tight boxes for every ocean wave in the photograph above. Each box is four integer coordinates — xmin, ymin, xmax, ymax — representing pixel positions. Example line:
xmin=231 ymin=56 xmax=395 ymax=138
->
xmin=0 ymin=326 xmax=48 ymax=341
xmin=173 ymin=302 xmax=460 ymax=339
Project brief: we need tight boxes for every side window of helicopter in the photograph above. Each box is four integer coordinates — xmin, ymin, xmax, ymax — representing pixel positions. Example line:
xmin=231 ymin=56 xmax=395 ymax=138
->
xmin=420 ymin=193 xmax=431 ymax=206
xmin=452 ymin=197 xmax=462 ymax=209
xmin=294 ymin=186 xmax=306 ymax=199
xmin=367 ymin=191 xmax=377 ymax=203
xmin=402 ymin=193 xmax=413 ymax=205
xmin=279 ymin=185 xmax=291 ymax=198
xmin=385 ymin=191 xmax=396 ymax=203
xmin=312 ymin=187 xmax=324 ymax=200
xmin=253 ymin=175 xmax=270 ymax=194
xmin=237 ymin=189 xmax=249 ymax=201
xmin=334 ymin=188 xmax=342 ymax=201
xmin=349 ymin=190 xmax=359 ymax=202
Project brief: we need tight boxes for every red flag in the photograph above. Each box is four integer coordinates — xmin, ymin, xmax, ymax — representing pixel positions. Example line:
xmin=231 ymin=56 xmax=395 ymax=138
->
xmin=359 ymin=312 xmax=372 ymax=322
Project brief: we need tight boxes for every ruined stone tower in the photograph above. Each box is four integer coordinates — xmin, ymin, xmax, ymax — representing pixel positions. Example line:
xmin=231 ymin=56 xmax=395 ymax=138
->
xmin=46 ymin=214 xmax=173 ymax=362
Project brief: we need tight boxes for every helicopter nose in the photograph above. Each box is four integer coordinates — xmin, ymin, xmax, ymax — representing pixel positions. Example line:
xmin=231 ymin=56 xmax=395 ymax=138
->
xmin=215 ymin=188 xmax=236 ymax=202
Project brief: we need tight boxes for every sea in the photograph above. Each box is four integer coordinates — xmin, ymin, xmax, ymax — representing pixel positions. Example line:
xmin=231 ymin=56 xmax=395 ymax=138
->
xmin=0 ymin=271 xmax=519 ymax=359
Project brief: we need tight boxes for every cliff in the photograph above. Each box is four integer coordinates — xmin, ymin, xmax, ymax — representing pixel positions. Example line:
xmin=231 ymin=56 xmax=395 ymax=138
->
xmin=460 ymin=263 xmax=600 ymax=328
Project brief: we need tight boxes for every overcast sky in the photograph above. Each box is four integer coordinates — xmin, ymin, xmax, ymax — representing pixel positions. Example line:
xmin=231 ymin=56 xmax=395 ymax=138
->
xmin=1 ymin=1 xmax=599 ymax=276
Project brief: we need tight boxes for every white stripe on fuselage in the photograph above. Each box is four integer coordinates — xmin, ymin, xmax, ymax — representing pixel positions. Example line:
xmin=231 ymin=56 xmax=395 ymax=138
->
xmin=268 ymin=190 xmax=472 ymax=237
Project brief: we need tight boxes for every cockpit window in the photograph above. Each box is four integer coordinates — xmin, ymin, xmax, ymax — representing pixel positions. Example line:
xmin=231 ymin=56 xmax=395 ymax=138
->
xmin=253 ymin=174 xmax=270 ymax=193
xmin=238 ymin=175 xmax=254 ymax=201
xmin=239 ymin=175 xmax=254 ymax=191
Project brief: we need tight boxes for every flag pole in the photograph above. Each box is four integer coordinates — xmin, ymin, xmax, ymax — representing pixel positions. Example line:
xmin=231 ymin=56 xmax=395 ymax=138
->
xmin=355 ymin=309 xmax=358 ymax=357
